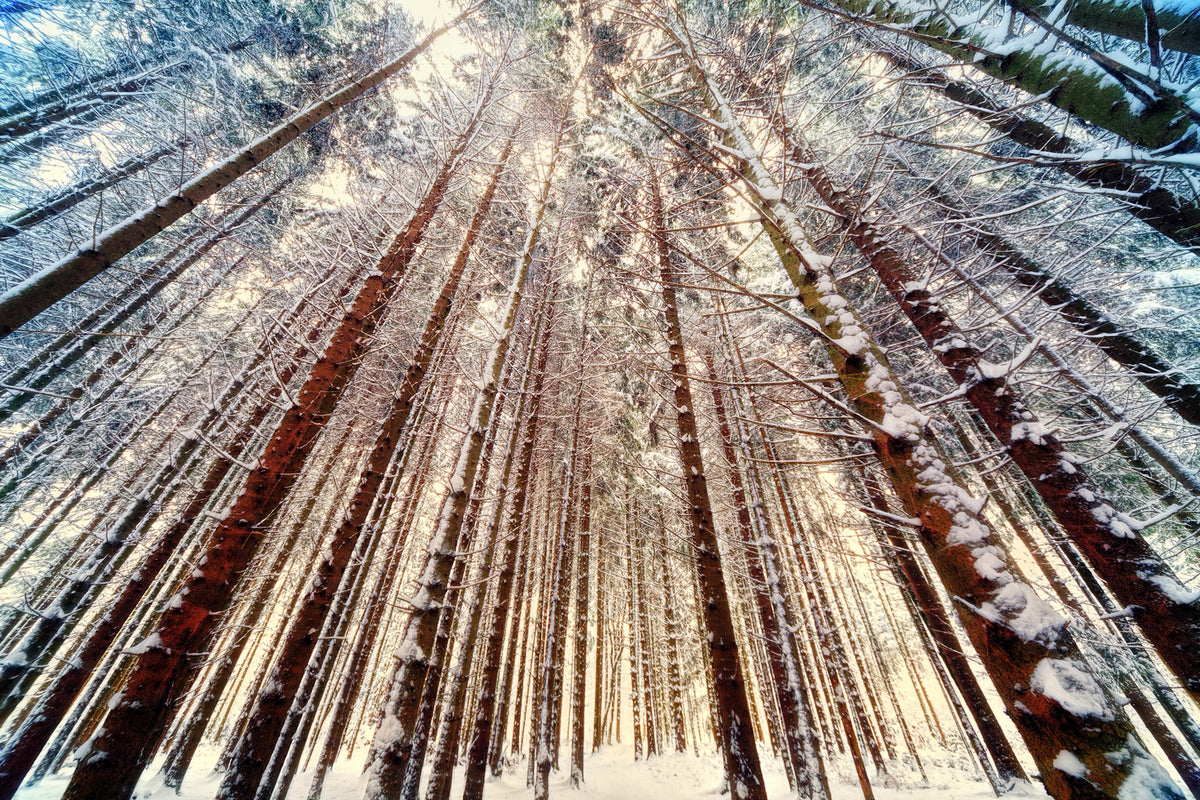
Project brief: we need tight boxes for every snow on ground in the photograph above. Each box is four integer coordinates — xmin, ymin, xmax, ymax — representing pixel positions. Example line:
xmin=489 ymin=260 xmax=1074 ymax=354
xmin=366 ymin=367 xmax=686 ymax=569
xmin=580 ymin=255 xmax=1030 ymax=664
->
xmin=17 ymin=742 xmax=1036 ymax=800
xmin=310 ymin=743 xmax=1025 ymax=800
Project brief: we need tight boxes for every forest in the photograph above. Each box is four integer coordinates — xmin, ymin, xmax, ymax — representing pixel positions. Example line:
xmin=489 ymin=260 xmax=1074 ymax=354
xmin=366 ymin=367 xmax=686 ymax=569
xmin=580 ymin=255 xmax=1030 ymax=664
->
xmin=0 ymin=0 xmax=1197 ymax=798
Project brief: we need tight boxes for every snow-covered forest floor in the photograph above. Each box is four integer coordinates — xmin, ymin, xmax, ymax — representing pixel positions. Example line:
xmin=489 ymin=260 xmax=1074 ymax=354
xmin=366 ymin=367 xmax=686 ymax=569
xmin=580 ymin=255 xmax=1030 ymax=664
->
xmin=321 ymin=745 xmax=1039 ymax=800
xmin=10 ymin=744 xmax=1047 ymax=800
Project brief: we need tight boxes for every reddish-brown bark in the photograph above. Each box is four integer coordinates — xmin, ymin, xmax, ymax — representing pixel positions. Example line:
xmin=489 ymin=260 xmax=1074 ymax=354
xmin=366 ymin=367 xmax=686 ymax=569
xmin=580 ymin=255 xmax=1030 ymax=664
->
xmin=58 ymin=108 xmax=486 ymax=800
xmin=790 ymin=139 xmax=1200 ymax=704
xmin=216 ymin=131 xmax=514 ymax=800
xmin=649 ymin=168 xmax=767 ymax=800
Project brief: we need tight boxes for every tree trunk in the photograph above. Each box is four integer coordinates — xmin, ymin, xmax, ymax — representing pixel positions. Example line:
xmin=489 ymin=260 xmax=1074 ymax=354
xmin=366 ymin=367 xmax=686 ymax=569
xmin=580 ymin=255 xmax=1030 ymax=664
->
xmin=428 ymin=295 xmax=551 ymax=800
xmin=648 ymin=164 xmax=767 ymax=800
xmin=825 ymin=0 xmax=1196 ymax=151
xmin=782 ymin=131 xmax=1200 ymax=705
xmin=217 ymin=129 xmax=514 ymax=800
xmin=1008 ymin=0 xmax=1200 ymax=53
xmin=704 ymin=347 xmax=829 ymax=800
xmin=569 ymin=444 xmax=594 ymax=785
xmin=364 ymin=137 xmax=562 ymax=798
xmin=57 ymin=102 xmax=486 ymax=800
xmin=666 ymin=30 xmax=1180 ymax=794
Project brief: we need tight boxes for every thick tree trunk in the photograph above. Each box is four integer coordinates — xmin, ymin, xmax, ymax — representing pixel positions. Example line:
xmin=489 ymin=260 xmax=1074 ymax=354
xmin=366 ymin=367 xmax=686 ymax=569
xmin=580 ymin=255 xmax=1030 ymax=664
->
xmin=428 ymin=299 xmax=551 ymax=800
xmin=57 ymin=105 xmax=485 ymax=800
xmin=665 ymin=31 xmax=1180 ymax=794
xmin=882 ymin=157 xmax=1200 ymax=424
xmin=1007 ymin=0 xmax=1200 ymax=54
xmin=364 ymin=142 xmax=560 ymax=799
xmin=859 ymin=470 xmax=1028 ymax=790
xmin=824 ymin=0 xmax=1196 ymax=151
xmin=784 ymin=133 xmax=1200 ymax=704
xmin=216 ymin=130 xmax=514 ymax=800
xmin=648 ymin=165 xmax=767 ymax=800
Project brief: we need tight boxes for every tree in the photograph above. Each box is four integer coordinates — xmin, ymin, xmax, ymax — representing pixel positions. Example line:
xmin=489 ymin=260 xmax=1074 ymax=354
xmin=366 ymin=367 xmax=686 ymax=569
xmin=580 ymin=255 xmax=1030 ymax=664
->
xmin=0 ymin=1 xmax=1196 ymax=799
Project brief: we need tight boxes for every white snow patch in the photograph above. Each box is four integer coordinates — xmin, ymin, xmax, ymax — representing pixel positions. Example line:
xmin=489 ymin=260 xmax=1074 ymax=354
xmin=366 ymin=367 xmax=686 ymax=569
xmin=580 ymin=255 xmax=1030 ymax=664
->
xmin=983 ymin=583 xmax=1066 ymax=645
xmin=1146 ymin=574 xmax=1200 ymax=604
xmin=1053 ymin=750 xmax=1088 ymax=779
xmin=1031 ymin=659 xmax=1113 ymax=720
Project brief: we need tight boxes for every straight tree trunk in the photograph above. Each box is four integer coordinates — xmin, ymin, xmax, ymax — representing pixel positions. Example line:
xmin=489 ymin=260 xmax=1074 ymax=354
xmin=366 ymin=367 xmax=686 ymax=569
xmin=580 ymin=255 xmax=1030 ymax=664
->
xmin=56 ymin=101 xmax=488 ymax=800
xmin=779 ymin=130 xmax=1200 ymax=704
xmin=592 ymin=514 xmax=606 ymax=754
xmin=703 ymin=347 xmax=829 ymax=800
xmin=363 ymin=134 xmax=564 ymax=798
xmin=569 ymin=444 xmax=594 ymax=785
xmin=662 ymin=26 xmax=1182 ymax=795
xmin=304 ymin=369 xmax=461 ymax=799
xmin=628 ymin=504 xmax=645 ymax=763
xmin=889 ymin=158 xmax=1200 ymax=425
xmin=823 ymin=0 xmax=1196 ymax=151
xmin=216 ymin=128 xmax=515 ymax=800
xmin=1008 ymin=0 xmax=1200 ymax=54
xmin=647 ymin=164 xmax=767 ymax=800
xmin=658 ymin=523 xmax=687 ymax=755
xmin=427 ymin=296 xmax=552 ymax=800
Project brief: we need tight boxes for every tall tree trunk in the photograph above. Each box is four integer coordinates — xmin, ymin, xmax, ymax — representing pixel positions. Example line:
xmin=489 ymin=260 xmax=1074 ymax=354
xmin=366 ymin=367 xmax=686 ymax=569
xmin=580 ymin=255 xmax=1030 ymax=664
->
xmin=569 ymin=443 xmax=594 ymax=785
xmin=428 ymin=293 xmax=552 ymax=800
xmin=894 ymin=159 xmax=1200 ymax=425
xmin=56 ymin=101 xmax=489 ymax=800
xmin=703 ymin=347 xmax=829 ymax=800
xmin=1008 ymin=0 xmax=1200 ymax=53
xmin=628 ymin=503 xmax=645 ymax=763
xmin=662 ymin=24 xmax=1181 ymax=795
xmin=647 ymin=164 xmax=767 ymax=800
xmin=822 ymin=0 xmax=1197 ymax=151
xmin=779 ymin=129 xmax=1200 ymax=704
xmin=216 ymin=128 xmax=515 ymax=800
xmin=658 ymin=522 xmax=687 ymax=755
xmin=364 ymin=132 xmax=564 ymax=798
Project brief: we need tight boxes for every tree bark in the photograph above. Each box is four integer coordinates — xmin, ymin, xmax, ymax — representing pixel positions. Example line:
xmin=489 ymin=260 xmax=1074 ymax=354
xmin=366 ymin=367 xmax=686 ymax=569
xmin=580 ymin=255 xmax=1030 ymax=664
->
xmin=57 ymin=103 xmax=486 ymax=800
xmin=364 ymin=139 xmax=561 ymax=799
xmin=216 ymin=128 xmax=514 ymax=800
xmin=648 ymin=164 xmax=767 ymax=800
